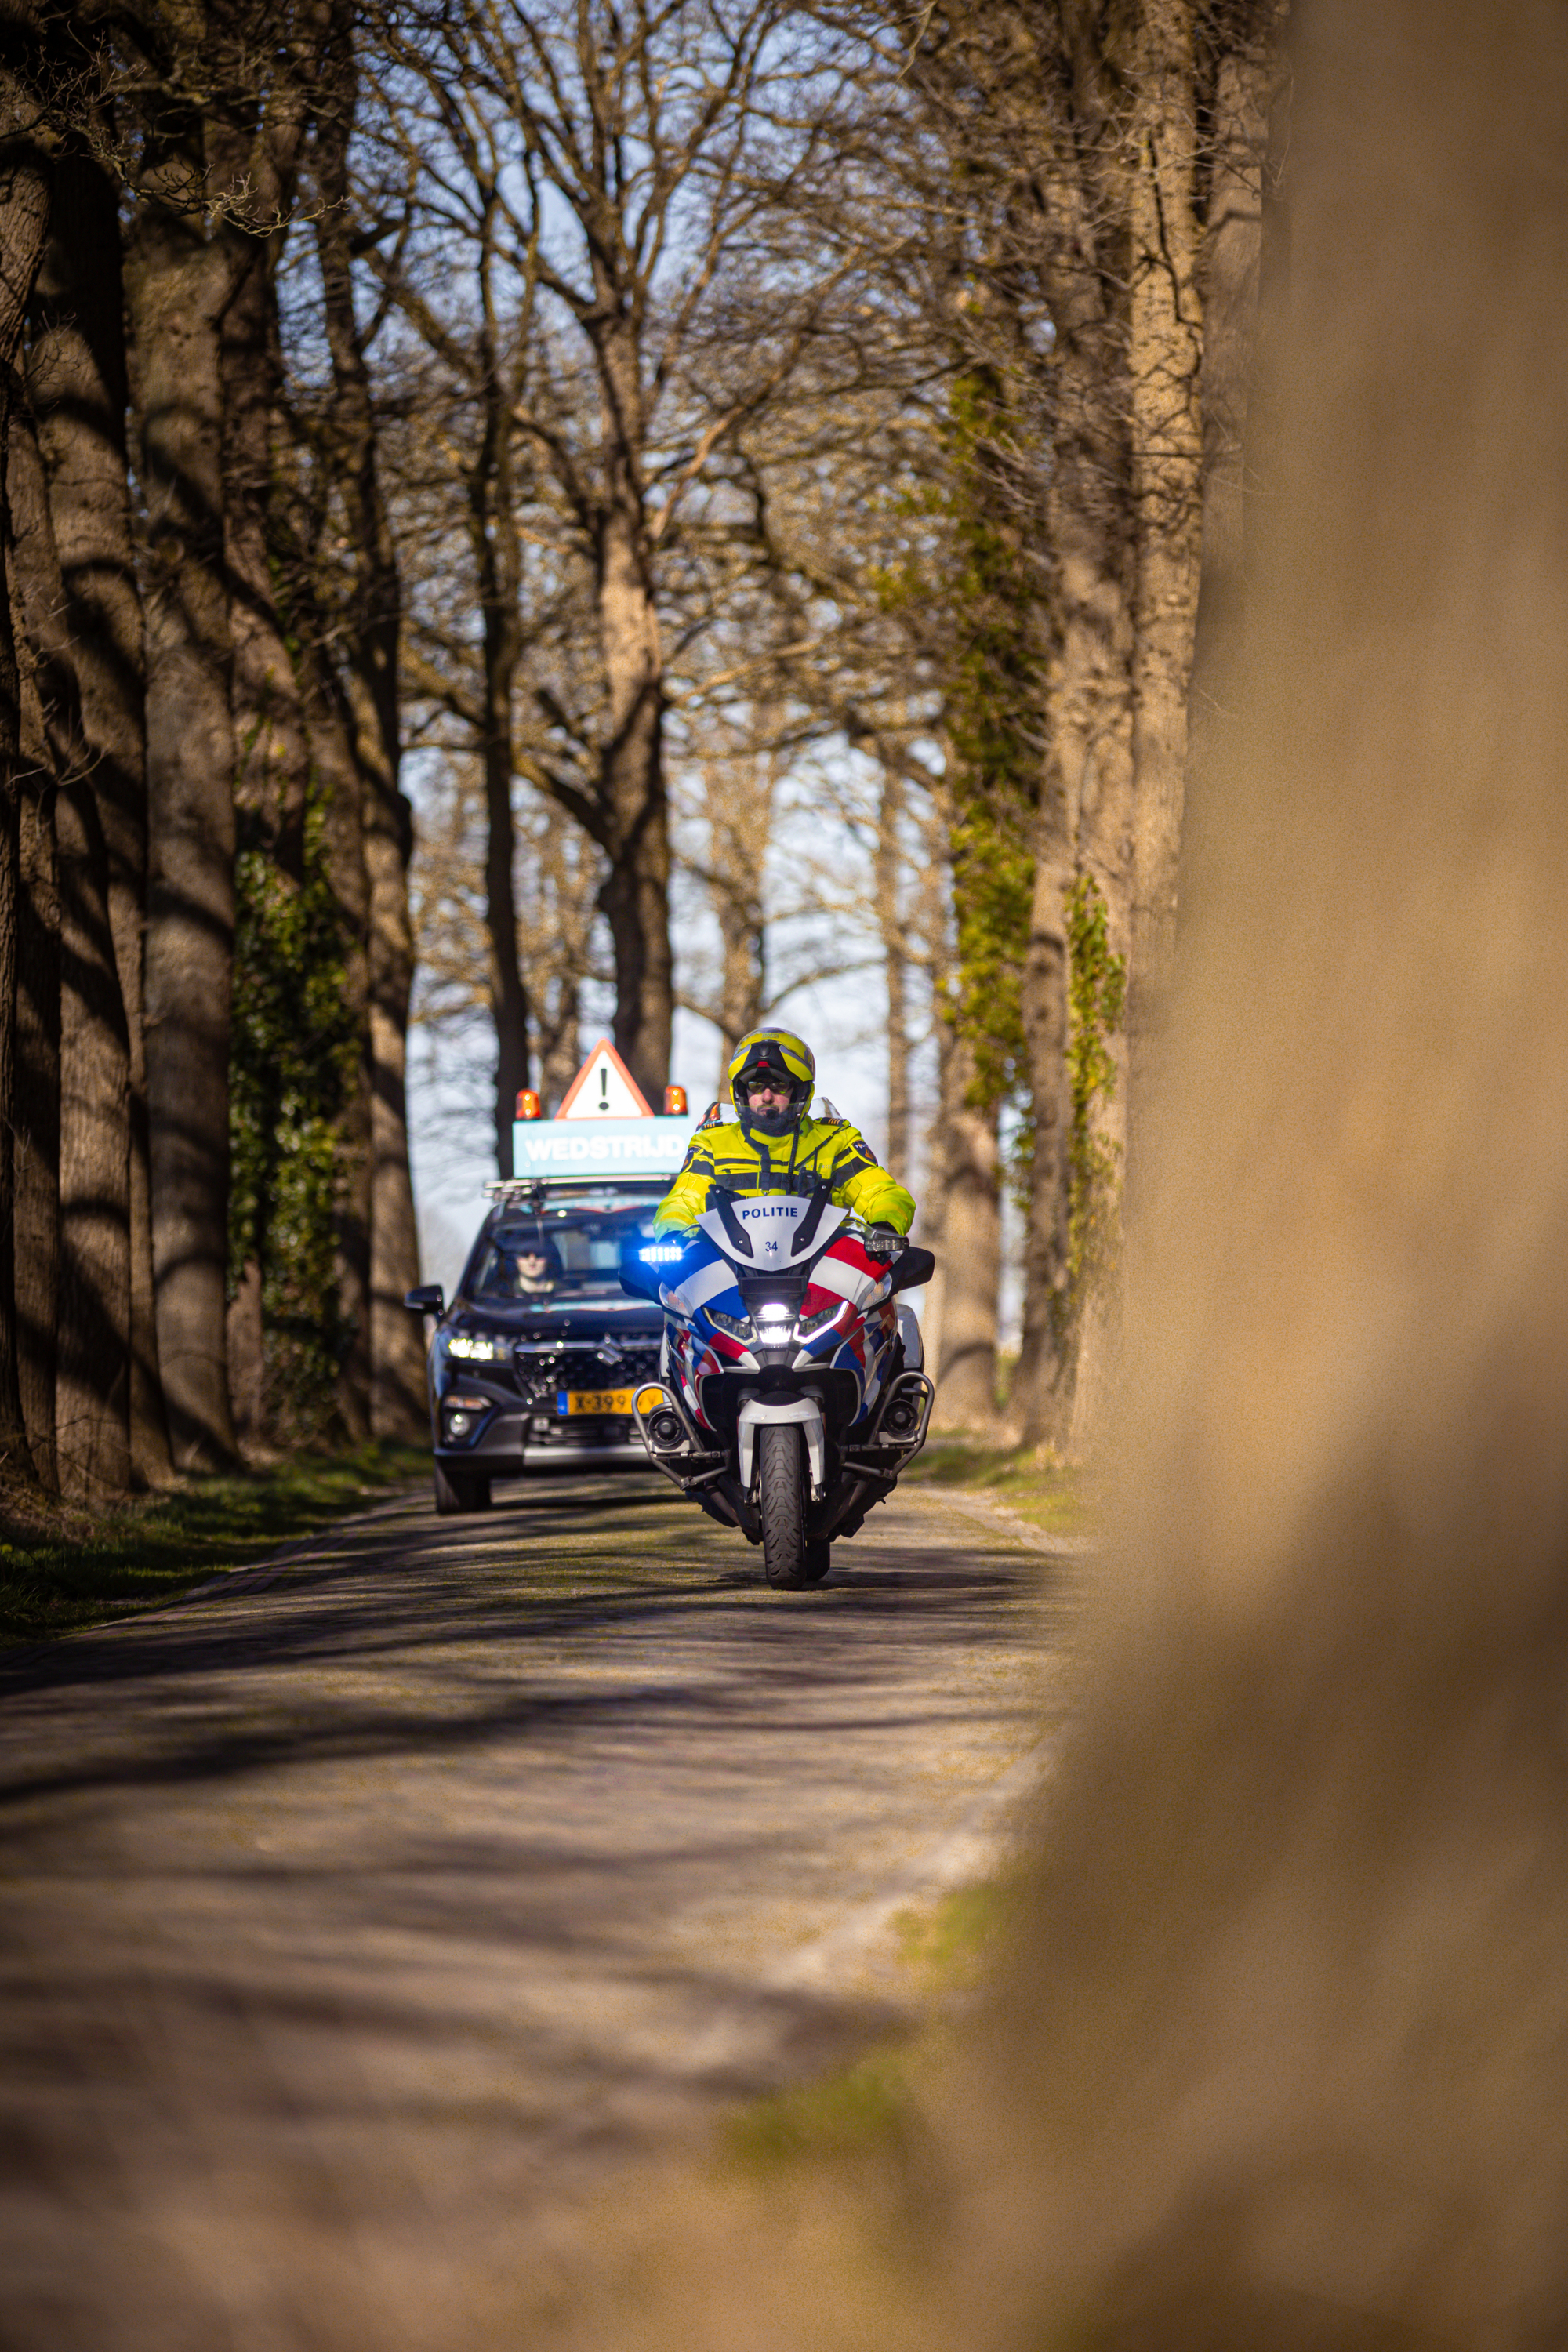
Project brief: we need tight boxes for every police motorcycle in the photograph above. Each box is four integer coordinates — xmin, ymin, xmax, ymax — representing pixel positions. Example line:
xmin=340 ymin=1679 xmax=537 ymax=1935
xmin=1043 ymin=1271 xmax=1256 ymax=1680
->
xmin=620 ymin=1184 xmax=937 ymax=1588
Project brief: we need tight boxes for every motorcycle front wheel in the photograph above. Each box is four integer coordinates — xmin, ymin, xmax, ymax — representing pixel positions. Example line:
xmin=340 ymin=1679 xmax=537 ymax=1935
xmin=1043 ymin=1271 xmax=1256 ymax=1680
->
xmin=757 ymin=1422 xmax=810 ymax=1587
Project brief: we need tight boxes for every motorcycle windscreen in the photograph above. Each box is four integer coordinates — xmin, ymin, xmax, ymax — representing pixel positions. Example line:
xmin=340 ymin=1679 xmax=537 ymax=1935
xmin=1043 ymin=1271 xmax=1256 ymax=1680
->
xmin=693 ymin=1191 xmax=848 ymax=1266
xmin=655 ymin=1230 xmax=745 ymax=1323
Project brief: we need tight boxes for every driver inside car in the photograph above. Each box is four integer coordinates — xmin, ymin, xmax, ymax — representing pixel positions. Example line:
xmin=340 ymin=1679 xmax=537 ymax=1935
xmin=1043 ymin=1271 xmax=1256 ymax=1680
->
xmin=514 ymin=1243 xmax=561 ymax=1295
xmin=652 ymin=1028 xmax=915 ymax=1254
xmin=485 ymin=1235 xmax=562 ymax=1298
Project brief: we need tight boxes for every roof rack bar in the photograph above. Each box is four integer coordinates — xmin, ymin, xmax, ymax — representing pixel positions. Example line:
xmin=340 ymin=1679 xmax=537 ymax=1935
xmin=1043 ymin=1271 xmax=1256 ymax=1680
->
xmin=481 ymin=1174 xmax=672 ymax=1200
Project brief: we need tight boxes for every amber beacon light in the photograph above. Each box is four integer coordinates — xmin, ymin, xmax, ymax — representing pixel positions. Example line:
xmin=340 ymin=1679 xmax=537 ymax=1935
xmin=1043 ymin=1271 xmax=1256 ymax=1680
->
xmin=514 ymin=1089 xmax=542 ymax=1120
xmin=663 ymin=1085 xmax=688 ymax=1115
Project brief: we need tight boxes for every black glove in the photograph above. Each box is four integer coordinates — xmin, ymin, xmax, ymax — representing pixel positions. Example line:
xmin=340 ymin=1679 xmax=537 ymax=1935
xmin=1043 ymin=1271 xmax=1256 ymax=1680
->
xmin=864 ymin=1223 xmax=903 ymax=1261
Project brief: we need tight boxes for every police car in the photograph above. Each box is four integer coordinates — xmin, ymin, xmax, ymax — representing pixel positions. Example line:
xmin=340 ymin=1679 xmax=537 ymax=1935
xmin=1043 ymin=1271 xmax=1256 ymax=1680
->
xmin=404 ymin=1042 xmax=696 ymax=1515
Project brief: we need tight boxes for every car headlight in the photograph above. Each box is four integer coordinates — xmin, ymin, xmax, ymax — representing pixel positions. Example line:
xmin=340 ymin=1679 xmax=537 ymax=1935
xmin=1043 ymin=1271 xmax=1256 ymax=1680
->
xmin=706 ymin=1308 xmax=754 ymax=1341
xmin=446 ymin=1333 xmax=506 ymax=1361
xmin=798 ymin=1299 xmax=843 ymax=1336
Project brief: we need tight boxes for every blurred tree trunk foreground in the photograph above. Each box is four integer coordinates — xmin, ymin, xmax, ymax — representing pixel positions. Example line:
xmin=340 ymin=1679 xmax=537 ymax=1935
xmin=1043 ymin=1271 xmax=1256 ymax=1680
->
xmin=955 ymin=0 xmax=1568 ymax=2338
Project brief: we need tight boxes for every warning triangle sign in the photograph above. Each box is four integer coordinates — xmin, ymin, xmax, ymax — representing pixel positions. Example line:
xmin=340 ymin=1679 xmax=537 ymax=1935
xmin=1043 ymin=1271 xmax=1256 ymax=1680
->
xmin=555 ymin=1037 xmax=655 ymax=1120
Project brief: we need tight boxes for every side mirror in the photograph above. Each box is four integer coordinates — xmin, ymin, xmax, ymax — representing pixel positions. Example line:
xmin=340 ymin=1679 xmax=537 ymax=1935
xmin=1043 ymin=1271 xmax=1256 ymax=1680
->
xmin=405 ymin=1284 xmax=445 ymax=1316
xmin=887 ymin=1247 xmax=935 ymax=1295
xmin=620 ymin=1234 xmax=684 ymax=1301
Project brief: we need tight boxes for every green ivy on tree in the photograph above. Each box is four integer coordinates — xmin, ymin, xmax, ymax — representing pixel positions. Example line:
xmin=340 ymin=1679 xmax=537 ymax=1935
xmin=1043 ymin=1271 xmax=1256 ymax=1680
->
xmin=228 ymin=782 xmax=360 ymax=1442
xmin=875 ymin=363 xmax=1126 ymax=1348
xmin=1063 ymin=872 xmax=1126 ymax=1313
xmin=942 ymin=366 xmax=1041 ymax=1115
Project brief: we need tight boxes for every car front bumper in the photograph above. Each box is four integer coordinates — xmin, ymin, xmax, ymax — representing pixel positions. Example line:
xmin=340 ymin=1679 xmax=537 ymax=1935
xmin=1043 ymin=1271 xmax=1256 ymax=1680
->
xmin=519 ymin=1441 xmax=650 ymax=1470
xmin=434 ymin=1406 xmax=653 ymax=1478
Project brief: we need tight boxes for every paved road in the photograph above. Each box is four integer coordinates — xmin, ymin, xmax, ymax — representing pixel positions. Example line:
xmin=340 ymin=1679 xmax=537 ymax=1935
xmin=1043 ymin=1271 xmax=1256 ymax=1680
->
xmin=0 ymin=1471 xmax=1078 ymax=2352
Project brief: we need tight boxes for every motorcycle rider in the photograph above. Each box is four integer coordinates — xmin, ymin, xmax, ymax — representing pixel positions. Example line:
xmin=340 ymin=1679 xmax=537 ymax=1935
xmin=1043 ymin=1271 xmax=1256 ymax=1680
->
xmin=653 ymin=1028 xmax=915 ymax=1254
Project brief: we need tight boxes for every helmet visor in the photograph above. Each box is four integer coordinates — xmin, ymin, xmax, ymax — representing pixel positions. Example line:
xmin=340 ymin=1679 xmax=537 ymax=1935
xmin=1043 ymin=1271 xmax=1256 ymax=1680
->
xmin=727 ymin=1028 xmax=815 ymax=1103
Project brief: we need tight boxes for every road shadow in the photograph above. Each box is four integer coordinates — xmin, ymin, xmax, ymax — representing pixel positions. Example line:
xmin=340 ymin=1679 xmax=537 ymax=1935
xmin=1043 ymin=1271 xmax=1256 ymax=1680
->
xmin=0 ymin=1485 xmax=1059 ymax=1824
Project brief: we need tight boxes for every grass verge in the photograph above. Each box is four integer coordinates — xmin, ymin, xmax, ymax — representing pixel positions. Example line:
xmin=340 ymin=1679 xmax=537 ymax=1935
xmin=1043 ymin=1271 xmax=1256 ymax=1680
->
xmin=724 ymin=2045 xmax=920 ymax=2172
xmin=0 ymin=1443 xmax=429 ymax=1650
xmin=721 ymin=1878 xmax=1014 ymax=2178
xmin=903 ymin=1438 xmax=1095 ymax=1536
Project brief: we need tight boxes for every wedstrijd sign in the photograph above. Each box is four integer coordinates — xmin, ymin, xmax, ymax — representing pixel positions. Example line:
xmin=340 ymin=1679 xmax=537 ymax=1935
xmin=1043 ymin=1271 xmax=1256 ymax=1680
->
xmin=510 ymin=1114 xmax=695 ymax=1180
xmin=509 ymin=1040 xmax=695 ymax=1181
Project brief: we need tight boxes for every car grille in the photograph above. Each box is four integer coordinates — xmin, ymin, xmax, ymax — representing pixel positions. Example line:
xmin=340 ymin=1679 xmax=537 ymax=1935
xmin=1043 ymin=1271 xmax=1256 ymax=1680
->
xmin=512 ymin=1339 xmax=660 ymax=1406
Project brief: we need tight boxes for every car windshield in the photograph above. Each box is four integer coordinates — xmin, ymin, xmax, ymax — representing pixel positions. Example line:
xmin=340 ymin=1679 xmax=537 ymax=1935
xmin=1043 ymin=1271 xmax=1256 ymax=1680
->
xmin=468 ymin=1208 xmax=652 ymax=1307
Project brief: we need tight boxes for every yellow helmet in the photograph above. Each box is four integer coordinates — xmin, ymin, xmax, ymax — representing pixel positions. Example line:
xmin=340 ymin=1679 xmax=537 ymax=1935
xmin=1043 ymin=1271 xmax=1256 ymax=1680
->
xmin=727 ymin=1029 xmax=815 ymax=1129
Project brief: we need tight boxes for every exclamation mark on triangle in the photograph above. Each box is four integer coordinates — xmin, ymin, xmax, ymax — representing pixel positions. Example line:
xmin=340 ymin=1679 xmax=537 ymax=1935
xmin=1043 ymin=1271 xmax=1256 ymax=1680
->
xmin=599 ymin=1064 xmax=609 ymax=1109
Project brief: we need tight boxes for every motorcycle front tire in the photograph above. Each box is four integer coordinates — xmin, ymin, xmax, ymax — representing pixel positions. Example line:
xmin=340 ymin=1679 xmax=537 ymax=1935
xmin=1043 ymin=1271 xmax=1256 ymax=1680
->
xmin=434 ymin=1460 xmax=490 ymax=1515
xmin=757 ymin=1422 xmax=810 ymax=1588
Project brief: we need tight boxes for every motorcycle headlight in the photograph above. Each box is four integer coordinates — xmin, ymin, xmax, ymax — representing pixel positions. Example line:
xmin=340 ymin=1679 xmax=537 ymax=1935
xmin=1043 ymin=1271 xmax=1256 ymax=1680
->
xmin=797 ymin=1299 xmax=843 ymax=1336
xmin=446 ymin=1333 xmax=506 ymax=1361
xmin=706 ymin=1307 xmax=754 ymax=1341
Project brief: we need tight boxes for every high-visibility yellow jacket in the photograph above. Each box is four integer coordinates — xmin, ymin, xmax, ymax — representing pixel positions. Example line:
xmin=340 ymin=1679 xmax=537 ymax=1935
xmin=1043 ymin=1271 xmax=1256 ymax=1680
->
xmin=654 ymin=1112 xmax=915 ymax=1236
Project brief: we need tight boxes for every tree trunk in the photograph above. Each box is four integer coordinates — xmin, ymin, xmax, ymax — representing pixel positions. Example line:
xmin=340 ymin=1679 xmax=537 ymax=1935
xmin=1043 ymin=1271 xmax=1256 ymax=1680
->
xmin=365 ymin=827 xmax=424 ymax=1439
xmin=225 ymin=1257 xmax=263 ymax=1445
xmin=1181 ymin=28 xmax=1274 ymax=926
xmin=303 ymin=642 xmax=372 ymax=1443
xmin=931 ymin=1032 xmax=1001 ymax=1432
xmin=1013 ymin=833 xmax=1074 ymax=1447
xmin=54 ymin=775 xmax=132 ymax=1498
xmin=875 ymin=760 xmax=909 ymax=1182
xmin=0 ymin=719 xmax=31 ymax=1477
xmin=30 ymin=144 xmax=172 ymax=1485
xmin=916 ymin=1004 xmax=953 ymax=1381
xmin=704 ymin=753 xmax=768 ymax=1062
xmin=1125 ymin=0 xmax=1206 ymax=1132
xmin=909 ymin=784 xmax=956 ymax=1368
xmin=1011 ymin=70 xmax=1134 ymax=1451
xmin=717 ymin=898 xmax=764 ymax=1060
xmin=215 ymin=102 xmax=309 ymax=887
xmin=9 ymin=371 xmax=132 ymax=1500
xmin=483 ymin=681 xmax=530 ymax=1176
xmin=595 ymin=408 xmax=672 ymax=1104
xmin=469 ymin=335 xmax=531 ymax=1177
xmin=9 ymin=385 xmax=65 ymax=1492
xmin=1049 ymin=0 xmax=1208 ymax=1463
xmin=314 ymin=5 xmax=424 ymax=1440
xmin=13 ymin=734 xmax=56 ymax=1492
xmin=598 ymin=713 xmax=672 ymax=1106
xmin=524 ymin=805 xmax=594 ymax=1109
xmin=0 ymin=21 xmax=52 ymax=1483
xmin=1064 ymin=1278 xmax=1120 ymax=1462
xmin=126 ymin=121 xmax=239 ymax=1472
xmin=212 ymin=78 xmax=317 ymax=1446
xmin=539 ymin=972 xmax=581 ymax=1112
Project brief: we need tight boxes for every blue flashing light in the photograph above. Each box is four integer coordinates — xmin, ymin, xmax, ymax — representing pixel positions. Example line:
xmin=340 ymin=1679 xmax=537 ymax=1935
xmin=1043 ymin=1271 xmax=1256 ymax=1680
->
xmin=640 ymin=1243 xmax=686 ymax=1264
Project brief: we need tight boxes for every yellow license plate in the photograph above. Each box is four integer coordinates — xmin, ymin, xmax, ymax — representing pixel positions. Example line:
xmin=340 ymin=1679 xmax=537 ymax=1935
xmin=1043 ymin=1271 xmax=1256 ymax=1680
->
xmin=561 ymin=1388 xmax=636 ymax=1416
